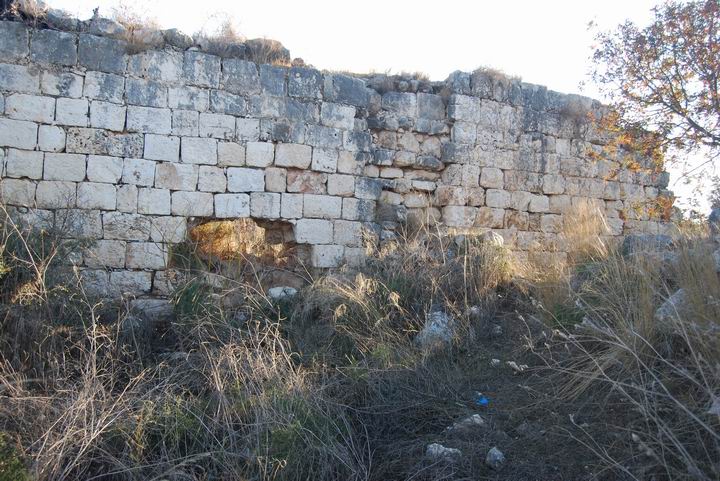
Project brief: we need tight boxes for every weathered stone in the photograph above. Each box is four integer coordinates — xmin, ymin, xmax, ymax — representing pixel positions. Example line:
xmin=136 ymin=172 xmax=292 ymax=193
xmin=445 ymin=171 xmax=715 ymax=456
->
xmin=181 ymin=137 xmax=217 ymax=164
xmin=0 ymin=64 xmax=40 ymax=94
xmin=0 ymin=178 xmax=35 ymax=206
xmin=311 ymin=244 xmax=344 ymax=267
xmin=30 ymin=29 xmax=77 ymax=66
xmin=149 ymin=216 xmax=187 ymax=243
xmin=342 ymin=198 xmax=375 ymax=221
xmin=320 ymin=102 xmax=355 ymax=130
xmin=126 ymin=242 xmax=168 ymax=270
xmin=78 ymin=34 xmax=127 ymax=74
xmin=288 ymin=67 xmax=323 ymax=99
xmin=128 ymin=50 xmax=182 ymax=82
xmin=83 ymin=71 xmax=124 ymax=103
xmin=126 ymin=78 xmax=167 ymax=107
xmin=37 ymin=125 xmax=66 ymax=152
xmin=84 ymin=240 xmax=126 ymax=268
xmin=41 ymin=71 xmax=83 ymax=97
xmin=5 ymin=149 xmax=43 ymax=179
xmin=485 ymin=447 xmax=506 ymax=470
xmin=227 ymin=167 xmax=265 ymax=192
xmin=77 ymin=182 xmax=117 ymax=210
xmin=197 ymin=165 xmax=226 ymax=192
xmin=442 ymin=206 xmax=478 ymax=227
xmin=325 ymin=74 xmax=370 ymax=107
xmin=199 ymin=113 xmax=235 ymax=139
xmin=122 ymin=158 xmax=155 ymax=186
xmin=250 ymin=192 xmax=280 ymax=218
xmin=127 ymin=106 xmax=171 ymax=134
xmin=209 ymin=90 xmax=246 ymax=115
xmin=416 ymin=310 xmax=456 ymax=349
xmin=215 ymin=193 xmax=250 ymax=218
xmin=222 ymin=58 xmax=261 ymax=95
xmin=304 ymin=194 xmax=342 ymax=219
xmin=265 ymin=167 xmax=287 ymax=192
xmin=183 ymin=51 xmax=220 ymax=88
xmin=89 ymin=101 xmax=126 ymax=131
xmin=275 ymin=143 xmax=312 ymax=169
xmin=417 ymin=93 xmax=445 ymax=119
xmin=36 ymin=181 xmax=76 ymax=208
xmin=116 ymin=184 xmax=138 ymax=212
xmin=281 ymin=193 xmax=303 ymax=218
xmin=44 ymin=153 xmax=85 ymax=181
xmin=0 ymin=21 xmax=29 ymax=62
xmin=259 ymin=64 xmax=287 ymax=96
xmin=246 ymin=142 xmax=275 ymax=167
xmin=311 ymin=148 xmax=338 ymax=173
xmin=171 ymin=191 xmax=213 ymax=216
xmin=154 ymin=163 xmax=198 ymax=191
xmin=294 ymin=218 xmax=333 ymax=243
xmin=286 ymin=170 xmax=326 ymax=194
xmin=171 ymin=110 xmax=199 ymax=136
xmin=137 ymin=188 xmax=171 ymax=215
xmin=236 ymin=118 xmax=260 ymax=142
xmin=163 ymin=28 xmax=193 ymax=49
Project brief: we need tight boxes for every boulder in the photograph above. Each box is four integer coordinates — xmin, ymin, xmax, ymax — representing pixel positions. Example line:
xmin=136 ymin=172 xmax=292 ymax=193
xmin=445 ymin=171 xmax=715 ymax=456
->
xmin=446 ymin=414 xmax=486 ymax=433
xmin=415 ymin=310 xmax=455 ymax=349
xmin=485 ymin=446 xmax=506 ymax=470
xmin=654 ymin=288 xmax=688 ymax=324
xmin=425 ymin=443 xmax=461 ymax=461
xmin=268 ymin=286 xmax=298 ymax=301
xmin=86 ymin=16 xmax=127 ymax=38
xmin=482 ymin=230 xmax=504 ymax=247
xmin=163 ymin=28 xmax=193 ymax=49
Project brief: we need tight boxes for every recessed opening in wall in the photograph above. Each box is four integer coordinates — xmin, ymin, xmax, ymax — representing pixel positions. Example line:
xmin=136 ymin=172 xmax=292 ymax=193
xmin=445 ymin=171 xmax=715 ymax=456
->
xmin=172 ymin=218 xmax=309 ymax=288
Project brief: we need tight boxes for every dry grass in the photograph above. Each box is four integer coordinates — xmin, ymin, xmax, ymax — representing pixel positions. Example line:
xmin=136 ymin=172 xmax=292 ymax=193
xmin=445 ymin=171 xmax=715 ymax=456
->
xmin=109 ymin=1 xmax=163 ymax=53
xmin=1 ymin=203 xmax=718 ymax=480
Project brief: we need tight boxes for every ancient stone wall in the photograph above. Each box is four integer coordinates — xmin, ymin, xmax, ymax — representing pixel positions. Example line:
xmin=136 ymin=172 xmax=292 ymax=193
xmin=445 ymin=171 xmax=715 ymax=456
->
xmin=0 ymin=20 xmax=673 ymax=296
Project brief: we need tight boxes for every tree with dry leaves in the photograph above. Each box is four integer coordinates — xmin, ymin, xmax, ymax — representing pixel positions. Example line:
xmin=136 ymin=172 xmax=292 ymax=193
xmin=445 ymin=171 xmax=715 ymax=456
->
xmin=591 ymin=0 xmax=720 ymax=176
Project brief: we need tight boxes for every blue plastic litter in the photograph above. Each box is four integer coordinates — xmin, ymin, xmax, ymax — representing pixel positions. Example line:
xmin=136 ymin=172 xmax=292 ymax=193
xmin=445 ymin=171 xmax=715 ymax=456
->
xmin=474 ymin=393 xmax=490 ymax=406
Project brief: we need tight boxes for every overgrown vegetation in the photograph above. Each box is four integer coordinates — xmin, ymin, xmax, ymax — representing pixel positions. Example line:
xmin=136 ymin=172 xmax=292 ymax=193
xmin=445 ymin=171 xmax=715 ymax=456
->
xmin=0 ymin=204 xmax=718 ymax=480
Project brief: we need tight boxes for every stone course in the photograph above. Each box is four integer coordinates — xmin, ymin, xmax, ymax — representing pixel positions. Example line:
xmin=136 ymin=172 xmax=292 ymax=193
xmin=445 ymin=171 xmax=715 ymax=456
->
xmin=0 ymin=20 xmax=673 ymax=296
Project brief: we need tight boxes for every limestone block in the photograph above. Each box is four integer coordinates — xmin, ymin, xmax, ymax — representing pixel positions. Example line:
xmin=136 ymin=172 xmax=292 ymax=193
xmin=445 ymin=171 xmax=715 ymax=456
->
xmin=109 ymin=271 xmax=152 ymax=296
xmin=80 ymin=269 xmax=110 ymax=295
xmin=44 ymin=153 xmax=86 ymax=181
xmin=38 ymin=125 xmax=66 ymax=152
xmin=89 ymin=101 xmax=126 ymax=131
xmin=126 ymin=242 xmax=168 ymax=269
xmin=171 ymin=191 xmax=213 ymax=216
xmin=215 ymin=193 xmax=250 ymax=218
xmin=236 ymin=118 xmax=260 ymax=142
xmin=342 ymin=198 xmax=375 ymax=221
xmin=306 ymin=125 xmax=342 ymax=149
xmin=311 ymin=244 xmax=344 ymax=268
xmin=288 ymin=67 xmax=323 ymax=99
xmin=83 ymin=71 xmax=125 ymax=103
xmin=505 ymin=210 xmax=529 ymax=229
xmin=126 ymin=78 xmax=167 ymax=107
xmin=417 ymin=93 xmax=445 ymax=120
xmin=246 ymin=142 xmax=275 ymax=167
xmin=336 ymin=151 xmax=363 ymax=175
xmin=280 ymin=193 xmax=303 ymax=218
xmin=0 ymin=178 xmax=35 ymax=206
xmin=412 ymin=180 xmax=436 ymax=191
xmin=55 ymin=98 xmax=89 ymax=127
xmin=474 ymin=207 xmax=505 ymax=229
xmin=36 ymin=181 xmax=76 ymax=208
xmin=480 ymin=167 xmax=504 ymax=188
xmin=294 ymin=218 xmax=333 ymax=244
xmin=227 ymin=167 xmax=265 ymax=192
xmin=143 ymin=134 xmax=179 ymax=162
xmin=77 ymin=182 xmax=117 ymax=210
xmin=344 ymin=247 xmax=366 ymax=267
xmin=0 ymin=118 xmax=37 ymax=149
xmin=447 ymin=94 xmax=481 ymax=122
xmin=0 ymin=64 xmax=39 ymax=94
xmin=510 ymin=191 xmax=532 ymax=211
xmin=380 ymin=191 xmax=402 ymax=205
xmin=549 ymin=194 xmax=571 ymax=214
xmin=0 ymin=21 xmax=29 ymax=62
xmin=265 ymin=167 xmax=287 ymax=192
xmin=181 ymin=137 xmax=217 ymax=165
xmin=311 ymin=148 xmax=338 ymax=173
xmin=442 ymin=206 xmax=477 ymax=228
xmin=183 ymin=51 xmax=221 ymax=88
xmin=199 ymin=113 xmax=235 ymax=139
xmin=250 ymin=192 xmax=280 ymax=218
xmin=149 ymin=216 xmax=187 ymax=243
xmin=355 ymin=177 xmax=382 ymax=200
xmin=327 ymin=174 xmax=355 ymax=197
xmin=540 ymin=214 xmax=563 ymax=233
xmin=420 ymin=137 xmax=443 ymax=158
xmin=485 ymin=189 xmax=512 ymax=209
xmin=198 ymin=165 xmax=227 ymax=192
xmin=84 ymin=239 xmax=126 ymax=268
xmin=122 ymin=158 xmax=155 ymax=186
xmin=416 ymin=155 xmax=443 ymax=171
xmin=30 ymin=29 xmax=77 ymax=66
xmin=218 ymin=141 xmax=246 ymax=167
xmin=286 ymin=170 xmax=327 ymax=194
xmin=304 ymin=194 xmax=342 ymax=219
xmin=259 ymin=64 xmax=287 ymax=96
xmin=117 ymin=184 xmax=138 ymax=213
xmin=5 ymin=94 xmax=55 ymax=123
xmin=528 ymin=194 xmax=550 ymax=213
xmin=128 ymin=50 xmax=182 ymax=82
xmin=152 ymin=268 xmax=185 ymax=296
xmin=169 ymin=85 xmax=209 ymax=111
xmin=138 ymin=188 xmax=171 ymax=215
xmin=333 ymin=220 xmax=363 ymax=247
xmin=210 ymin=90 xmax=246 ymax=115
xmin=171 ymin=110 xmax=199 ymax=136
xmin=434 ymin=186 xmax=467 ymax=206
xmin=343 ymin=131 xmax=372 ymax=152
xmin=467 ymin=187 xmax=485 ymax=206
xmin=222 ymin=58 xmax=260 ymax=95
xmin=382 ymin=92 xmax=417 ymax=117
xmin=57 ymin=208 xmax=103 ymax=239
xmin=103 ymin=212 xmax=151 ymax=240
xmin=40 ymin=71 xmax=83 ymax=98
xmin=320 ymin=102 xmax=355 ymax=130
xmin=6 ymin=149 xmax=43 ymax=179
xmin=324 ymin=74 xmax=371 ymax=108
xmin=126 ymin=106 xmax=171 ymax=134
xmin=504 ymin=170 xmax=542 ymax=193
xmin=154 ymin=163 xmax=198 ymax=191
xmin=542 ymin=174 xmax=566 ymax=194
xmin=78 ymin=34 xmax=127 ymax=74
xmin=86 ymin=155 xmax=123 ymax=184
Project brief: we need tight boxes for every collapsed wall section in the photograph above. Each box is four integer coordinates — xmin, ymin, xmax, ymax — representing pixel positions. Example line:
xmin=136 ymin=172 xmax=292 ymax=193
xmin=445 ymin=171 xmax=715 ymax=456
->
xmin=0 ymin=20 xmax=673 ymax=296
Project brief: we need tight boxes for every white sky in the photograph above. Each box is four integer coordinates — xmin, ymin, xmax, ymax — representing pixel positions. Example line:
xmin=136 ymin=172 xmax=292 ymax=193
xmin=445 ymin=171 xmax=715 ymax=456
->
xmin=45 ymin=0 xmax=712 ymax=213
